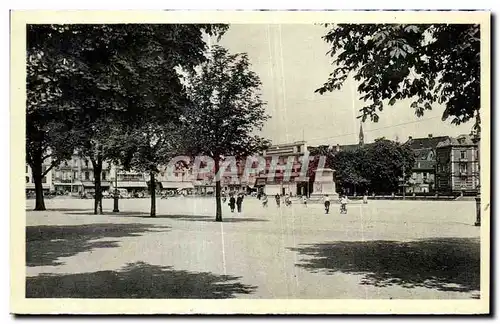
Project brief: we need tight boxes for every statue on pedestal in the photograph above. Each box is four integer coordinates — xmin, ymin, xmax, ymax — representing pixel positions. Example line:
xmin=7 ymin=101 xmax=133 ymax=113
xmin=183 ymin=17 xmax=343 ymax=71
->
xmin=311 ymin=168 xmax=339 ymax=199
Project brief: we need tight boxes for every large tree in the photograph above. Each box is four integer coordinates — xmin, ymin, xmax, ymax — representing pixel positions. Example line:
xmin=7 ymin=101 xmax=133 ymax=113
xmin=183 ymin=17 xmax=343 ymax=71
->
xmin=183 ymin=45 xmax=270 ymax=222
xmin=362 ymin=139 xmax=415 ymax=194
xmin=26 ymin=25 xmax=85 ymax=210
xmin=332 ymin=149 xmax=370 ymax=195
xmin=27 ymin=24 xmax=227 ymax=214
xmin=316 ymin=24 xmax=480 ymax=130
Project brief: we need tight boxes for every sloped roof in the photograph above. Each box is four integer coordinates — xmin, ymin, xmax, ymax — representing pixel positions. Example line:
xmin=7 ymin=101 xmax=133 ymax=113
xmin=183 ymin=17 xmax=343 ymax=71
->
xmin=436 ymin=134 xmax=476 ymax=148
xmin=406 ymin=136 xmax=450 ymax=150
xmin=413 ymin=147 xmax=433 ymax=160
xmin=413 ymin=160 xmax=435 ymax=170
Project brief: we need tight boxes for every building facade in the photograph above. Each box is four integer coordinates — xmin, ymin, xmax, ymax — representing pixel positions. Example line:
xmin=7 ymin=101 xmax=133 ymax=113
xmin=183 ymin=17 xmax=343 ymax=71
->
xmin=407 ymin=148 xmax=435 ymax=193
xmin=256 ymin=141 xmax=307 ymax=196
xmin=435 ymin=134 xmax=479 ymax=195
xmin=405 ymin=134 xmax=451 ymax=194
xmin=25 ymin=163 xmax=53 ymax=193
xmin=52 ymin=155 xmax=112 ymax=195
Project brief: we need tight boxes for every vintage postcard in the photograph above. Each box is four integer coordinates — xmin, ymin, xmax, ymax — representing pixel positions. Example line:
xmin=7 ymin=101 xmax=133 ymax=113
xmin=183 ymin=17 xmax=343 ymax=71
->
xmin=11 ymin=10 xmax=490 ymax=314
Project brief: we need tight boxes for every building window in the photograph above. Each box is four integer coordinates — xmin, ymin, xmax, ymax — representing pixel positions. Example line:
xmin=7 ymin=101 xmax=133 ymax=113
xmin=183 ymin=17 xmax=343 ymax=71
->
xmin=459 ymin=163 xmax=467 ymax=173
xmin=460 ymin=151 xmax=466 ymax=159
xmin=423 ymin=172 xmax=428 ymax=178
xmin=74 ymin=171 xmax=78 ymax=180
xmin=42 ymin=176 xmax=47 ymax=183
xmin=26 ymin=176 xmax=29 ymax=183
xmin=102 ymin=172 xmax=106 ymax=180
xmin=85 ymin=171 xmax=90 ymax=180
xmin=85 ymin=160 xmax=89 ymax=168
xmin=297 ymin=145 xmax=301 ymax=153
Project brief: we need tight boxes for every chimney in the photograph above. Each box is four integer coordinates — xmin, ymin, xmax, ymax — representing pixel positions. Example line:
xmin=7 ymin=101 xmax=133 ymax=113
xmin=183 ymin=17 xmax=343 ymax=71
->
xmin=428 ymin=134 xmax=433 ymax=138
xmin=336 ymin=144 xmax=340 ymax=152
xmin=408 ymin=136 xmax=412 ymax=140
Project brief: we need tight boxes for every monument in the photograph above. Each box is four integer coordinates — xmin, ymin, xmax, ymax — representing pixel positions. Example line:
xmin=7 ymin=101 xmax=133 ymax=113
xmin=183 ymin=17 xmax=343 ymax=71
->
xmin=311 ymin=168 xmax=339 ymax=199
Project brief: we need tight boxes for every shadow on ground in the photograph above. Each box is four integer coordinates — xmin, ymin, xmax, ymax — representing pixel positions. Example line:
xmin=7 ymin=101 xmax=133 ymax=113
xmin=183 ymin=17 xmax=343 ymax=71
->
xmin=26 ymin=261 xmax=256 ymax=298
xmin=290 ymin=237 xmax=480 ymax=293
xmin=26 ymin=223 xmax=170 ymax=267
xmin=26 ymin=208 xmax=94 ymax=212
xmin=64 ymin=211 xmax=269 ymax=223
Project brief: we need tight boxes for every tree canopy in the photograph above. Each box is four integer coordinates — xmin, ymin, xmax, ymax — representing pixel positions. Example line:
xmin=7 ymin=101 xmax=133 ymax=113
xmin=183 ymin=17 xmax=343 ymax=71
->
xmin=26 ymin=24 xmax=227 ymax=211
xmin=316 ymin=24 xmax=480 ymax=130
xmin=182 ymin=45 xmax=270 ymax=221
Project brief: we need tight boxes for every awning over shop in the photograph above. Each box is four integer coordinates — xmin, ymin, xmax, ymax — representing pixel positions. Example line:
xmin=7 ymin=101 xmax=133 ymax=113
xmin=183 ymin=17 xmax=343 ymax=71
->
xmin=82 ymin=181 xmax=111 ymax=188
xmin=116 ymin=181 xmax=148 ymax=188
xmin=26 ymin=184 xmax=51 ymax=190
xmin=193 ymin=181 xmax=214 ymax=187
xmin=255 ymin=178 xmax=267 ymax=186
xmin=161 ymin=181 xmax=194 ymax=189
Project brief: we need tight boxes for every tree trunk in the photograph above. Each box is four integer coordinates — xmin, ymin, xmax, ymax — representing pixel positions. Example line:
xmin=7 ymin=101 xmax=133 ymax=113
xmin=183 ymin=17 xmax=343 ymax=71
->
xmin=150 ymin=171 xmax=156 ymax=217
xmin=214 ymin=157 xmax=222 ymax=222
xmin=91 ymin=156 xmax=103 ymax=215
xmin=31 ymin=160 xmax=46 ymax=211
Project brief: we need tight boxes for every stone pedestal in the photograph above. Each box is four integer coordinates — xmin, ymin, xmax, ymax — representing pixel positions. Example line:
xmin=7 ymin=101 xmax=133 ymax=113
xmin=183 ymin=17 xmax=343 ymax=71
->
xmin=311 ymin=168 xmax=338 ymax=199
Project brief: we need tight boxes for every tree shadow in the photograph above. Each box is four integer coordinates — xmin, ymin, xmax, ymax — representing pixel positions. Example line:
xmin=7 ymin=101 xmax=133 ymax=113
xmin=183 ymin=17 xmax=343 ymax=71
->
xmin=26 ymin=208 xmax=95 ymax=212
xmin=26 ymin=223 xmax=170 ymax=267
xmin=290 ymin=237 xmax=480 ymax=293
xmin=64 ymin=211 xmax=269 ymax=223
xmin=26 ymin=261 xmax=256 ymax=299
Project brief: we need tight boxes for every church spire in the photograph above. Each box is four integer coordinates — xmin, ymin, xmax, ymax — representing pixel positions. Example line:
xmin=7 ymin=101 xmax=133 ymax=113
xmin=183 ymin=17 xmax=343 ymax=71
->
xmin=359 ymin=122 xmax=365 ymax=146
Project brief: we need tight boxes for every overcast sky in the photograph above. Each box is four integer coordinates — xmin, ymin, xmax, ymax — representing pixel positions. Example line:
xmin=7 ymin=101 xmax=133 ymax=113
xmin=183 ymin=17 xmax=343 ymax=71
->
xmin=216 ymin=24 xmax=474 ymax=146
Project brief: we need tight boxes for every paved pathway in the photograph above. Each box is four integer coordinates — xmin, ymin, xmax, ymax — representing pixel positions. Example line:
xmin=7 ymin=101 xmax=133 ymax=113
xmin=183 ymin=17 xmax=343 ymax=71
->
xmin=25 ymin=197 xmax=480 ymax=299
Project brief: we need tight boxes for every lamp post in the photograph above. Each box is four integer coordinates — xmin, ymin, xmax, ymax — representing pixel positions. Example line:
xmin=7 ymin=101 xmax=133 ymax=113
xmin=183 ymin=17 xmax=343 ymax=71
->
xmin=113 ymin=165 xmax=119 ymax=213
xmin=471 ymin=131 xmax=480 ymax=226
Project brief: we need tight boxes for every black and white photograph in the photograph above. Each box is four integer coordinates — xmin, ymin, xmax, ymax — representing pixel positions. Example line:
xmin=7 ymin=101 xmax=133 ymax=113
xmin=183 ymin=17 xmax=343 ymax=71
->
xmin=10 ymin=10 xmax=490 ymax=314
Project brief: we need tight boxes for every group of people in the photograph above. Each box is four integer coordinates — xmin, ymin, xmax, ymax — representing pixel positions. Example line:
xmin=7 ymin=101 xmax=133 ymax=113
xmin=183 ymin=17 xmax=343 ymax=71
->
xmin=226 ymin=192 xmax=245 ymax=213
xmin=224 ymin=190 xmax=367 ymax=215
xmin=323 ymin=194 xmax=349 ymax=214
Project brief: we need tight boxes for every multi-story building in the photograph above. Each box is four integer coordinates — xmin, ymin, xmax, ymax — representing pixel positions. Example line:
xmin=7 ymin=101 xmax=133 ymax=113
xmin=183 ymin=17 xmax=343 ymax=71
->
xmin=435 ymin=134 xmax=479 ymax=195
xmin=52 ymin=155 xmax=112 ymax=194
xmin=25 ymin=163 xmax=54 ymax=193
xmin=114 ymin=169 xmax=148 ymax=195
xmin=156 ymin=164 xmax=194 ymax=194
xmin=256 ymin=141 xmax=308 ymax=196
xmin=407 ymin=148 xmax=435 ymax=193
xmin=404 ymin=134 xmax=450 ymax=194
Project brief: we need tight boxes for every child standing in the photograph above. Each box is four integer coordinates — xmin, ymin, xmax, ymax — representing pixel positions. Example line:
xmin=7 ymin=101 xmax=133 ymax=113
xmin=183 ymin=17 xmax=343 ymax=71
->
xmin=324 ymin=194 xmax=331 ymax=214
xmin=340 ymin=195 xmax=348 ymax=214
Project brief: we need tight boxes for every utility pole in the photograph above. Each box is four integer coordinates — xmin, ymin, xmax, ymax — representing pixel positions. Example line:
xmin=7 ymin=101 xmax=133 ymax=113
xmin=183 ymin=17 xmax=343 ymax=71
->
xmin=402 ymin=158 xmax=406 ymax=200
xmin=113 ymin=165 xmax=119 ymax=213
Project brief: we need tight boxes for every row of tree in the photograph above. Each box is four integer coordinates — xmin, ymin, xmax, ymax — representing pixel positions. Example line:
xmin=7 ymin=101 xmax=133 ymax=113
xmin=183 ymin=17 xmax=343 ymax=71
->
xmin=307 ymin=139 xmax=415 ymax=195
xmin=27 ymin=24 xmax=269 ymax=221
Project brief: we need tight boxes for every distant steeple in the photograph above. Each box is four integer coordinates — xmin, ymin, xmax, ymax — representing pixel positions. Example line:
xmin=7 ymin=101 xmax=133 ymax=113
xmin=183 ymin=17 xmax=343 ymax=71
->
xmin=359 ymin=122 xmax=365 ymax=146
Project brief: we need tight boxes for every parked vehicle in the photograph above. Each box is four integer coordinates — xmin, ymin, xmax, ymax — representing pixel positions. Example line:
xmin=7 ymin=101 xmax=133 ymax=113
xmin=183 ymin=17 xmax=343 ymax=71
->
xmin=117 ymin=188 xmax=130 ymax=199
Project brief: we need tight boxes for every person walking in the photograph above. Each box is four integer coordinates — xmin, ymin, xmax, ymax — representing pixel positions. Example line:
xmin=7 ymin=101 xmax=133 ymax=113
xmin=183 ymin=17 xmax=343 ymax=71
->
xmin=302 ymin=195 xmax=307 ymax=207
xmin=363 ymin=191 xmax=368 ymax=204
xmin=324 ymin=194 xmax=331 ymax=214
xmin=262 ymin=194 xmax=268 ymax=208
xmin=228 ymin=195 xmax=236 ymax=213
xmin=275 ymin=193 xmax=281 ymax=207
xmin=236 ymin=193 xmax=244 ymax=213
xmin=340 ymin=194 xmax=349 ymax=214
